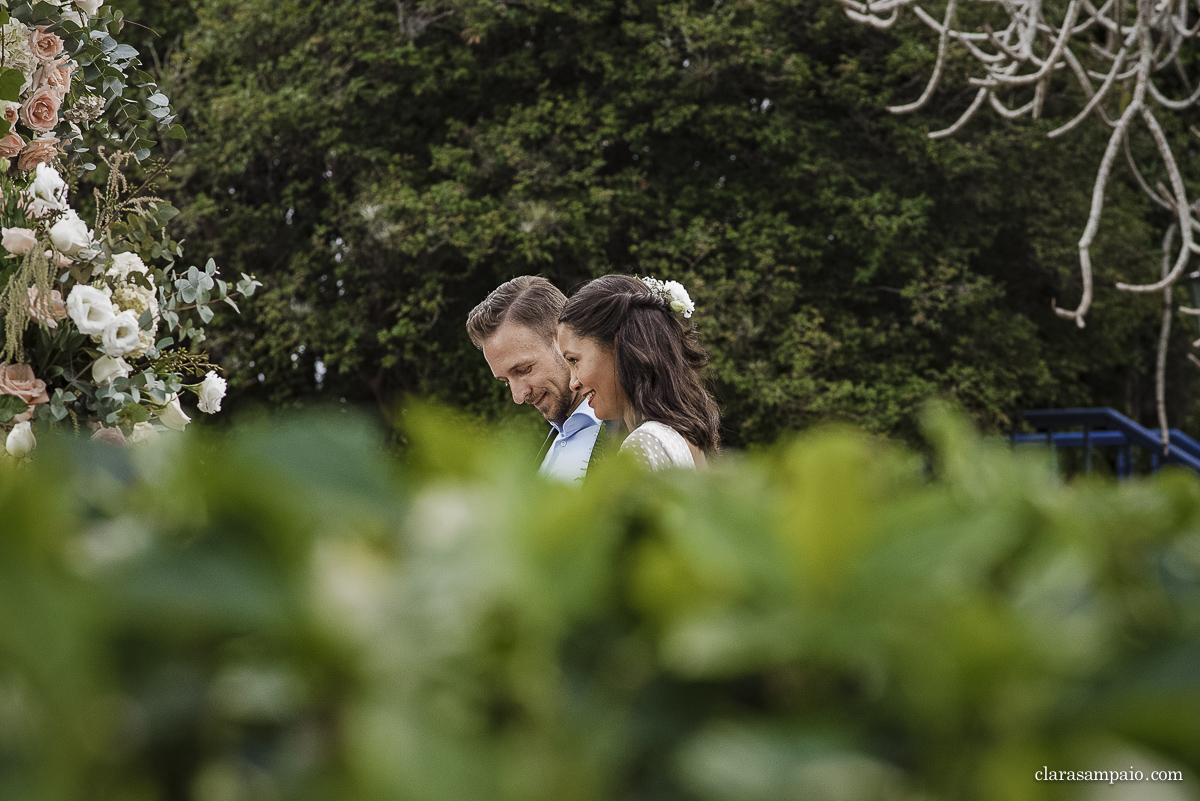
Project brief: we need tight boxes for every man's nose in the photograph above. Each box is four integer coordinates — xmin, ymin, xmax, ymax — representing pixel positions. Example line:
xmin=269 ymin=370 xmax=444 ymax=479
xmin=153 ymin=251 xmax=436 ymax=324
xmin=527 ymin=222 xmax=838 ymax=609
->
xmin=511 ymin=380 xmax=532 ymax=404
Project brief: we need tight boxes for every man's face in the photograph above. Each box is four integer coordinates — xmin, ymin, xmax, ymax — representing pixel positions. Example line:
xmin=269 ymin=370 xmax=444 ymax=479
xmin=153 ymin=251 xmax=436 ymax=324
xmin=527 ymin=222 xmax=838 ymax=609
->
xmin=482 ymin=323 xmax=579 ymax=425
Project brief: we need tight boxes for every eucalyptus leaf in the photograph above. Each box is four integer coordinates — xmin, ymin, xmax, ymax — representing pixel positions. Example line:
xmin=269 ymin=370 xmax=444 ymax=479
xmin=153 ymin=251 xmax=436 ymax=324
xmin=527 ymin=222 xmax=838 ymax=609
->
xmin=0 ymin=394 xmax=28 ymax=423
xmin=0 ymin=68 xmax=25 ymax=103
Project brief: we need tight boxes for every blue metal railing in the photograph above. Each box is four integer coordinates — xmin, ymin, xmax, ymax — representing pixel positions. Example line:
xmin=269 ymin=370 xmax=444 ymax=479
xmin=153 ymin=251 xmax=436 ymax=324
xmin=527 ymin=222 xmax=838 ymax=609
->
xmin=1013 ymin=408 xmax=1200 ymax=478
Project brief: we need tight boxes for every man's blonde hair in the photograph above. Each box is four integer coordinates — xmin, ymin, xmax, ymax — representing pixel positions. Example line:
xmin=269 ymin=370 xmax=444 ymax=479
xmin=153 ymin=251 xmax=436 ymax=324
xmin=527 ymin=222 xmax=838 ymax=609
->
xmin=466 ymin=276 xmax=566 ymax=347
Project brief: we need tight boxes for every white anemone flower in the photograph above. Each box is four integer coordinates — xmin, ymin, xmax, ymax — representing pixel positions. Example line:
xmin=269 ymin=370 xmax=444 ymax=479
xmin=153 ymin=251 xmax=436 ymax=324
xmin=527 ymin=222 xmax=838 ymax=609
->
xmin=101 ymin=310 xmax=141 ymax=357
xmin=66 ymin=284 xmax=115 ymax=336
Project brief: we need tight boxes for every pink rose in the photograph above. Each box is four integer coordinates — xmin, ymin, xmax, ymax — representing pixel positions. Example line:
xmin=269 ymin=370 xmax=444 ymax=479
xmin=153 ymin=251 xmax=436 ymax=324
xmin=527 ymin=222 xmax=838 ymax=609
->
xmin=44 ymin=248 xmax=72 ymax=269
xmin=0 ymin=363 xmax=50 ymax=423
xmin=2 ymin=102 xmax=17 ymax=125
xmin=90 ymin=426 xmax=128 ymax=447
xmin=20 ymin=87 xmax=61 ymax=133
xmin=33 ymin=60 xmax=71 ymax=99
xmin=0 ymin=132 xmax=25 ymax=159
xmin=29 ymin=27 xmax=64 ymax=64
xmin=28 ymin=286 xmax=67 ymax=329
xmin=2 ymin=227 xmax=37 ymax=256
xmin=17 ymin=134 xmax=58 ymax=171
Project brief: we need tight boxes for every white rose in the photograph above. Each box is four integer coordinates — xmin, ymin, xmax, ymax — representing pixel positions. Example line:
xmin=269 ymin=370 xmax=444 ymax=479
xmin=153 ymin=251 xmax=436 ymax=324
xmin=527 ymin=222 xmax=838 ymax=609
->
xmin=91 ymin=354 xmax=131 ymax=385
xmin=66 ymin=284 xmax=115 ymax=335
xmin=197 ymin=371 xmax=227 ymax=414
xmin=60 ymin=10 xmax=85 ymax=25
xmin=101 ymin=310 xmax=140 ymax=356
xmin=158 ymin=396 xmax=191 ymax=431
xmin=1 ymin=227 xmax=37 ymax=256
xmin=6 ymin=421 xmax=35 ymax=457
xmin=662 ymin=280 xmax=695 ymax=319
xmin=74 ymin=0 xmax=103 ymax=15
xmin=128 ymin=421 xmax=158 ymax=444
xmin=31 ymin=162 xmax=66 ymax=205
xmin=49 ymin=209 xmax=91 ymax=256
xmin=106 ymin=251 xmax=147 ymax=281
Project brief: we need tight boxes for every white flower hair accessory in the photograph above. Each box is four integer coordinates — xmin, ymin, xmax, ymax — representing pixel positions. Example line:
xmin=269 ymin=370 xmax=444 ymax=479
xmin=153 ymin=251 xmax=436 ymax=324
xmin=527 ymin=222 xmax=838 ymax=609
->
xmin=638 ymin=275 xmax=695 ymax=319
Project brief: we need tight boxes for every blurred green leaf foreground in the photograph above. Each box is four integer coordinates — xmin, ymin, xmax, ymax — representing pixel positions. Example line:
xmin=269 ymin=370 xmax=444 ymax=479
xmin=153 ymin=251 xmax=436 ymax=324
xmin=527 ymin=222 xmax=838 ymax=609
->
xmin=2 ymin=406 xmax=1198 ymax=801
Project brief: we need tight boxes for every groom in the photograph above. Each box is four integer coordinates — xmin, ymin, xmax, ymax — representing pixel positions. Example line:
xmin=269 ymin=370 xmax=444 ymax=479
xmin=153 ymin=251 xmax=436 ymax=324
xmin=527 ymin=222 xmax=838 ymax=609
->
xmin=467 ymin=276 xmax=610 ymax=483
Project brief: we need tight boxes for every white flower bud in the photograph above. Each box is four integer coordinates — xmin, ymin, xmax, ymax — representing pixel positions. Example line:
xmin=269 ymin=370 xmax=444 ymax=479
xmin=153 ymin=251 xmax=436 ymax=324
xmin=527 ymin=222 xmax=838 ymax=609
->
xmin=6 ymin=421 xmax=35 ymax=457
xmin=92 ymin=354 xmax=131 ymax=385
xmin=158 ymin=396 xmax=191 ymax=431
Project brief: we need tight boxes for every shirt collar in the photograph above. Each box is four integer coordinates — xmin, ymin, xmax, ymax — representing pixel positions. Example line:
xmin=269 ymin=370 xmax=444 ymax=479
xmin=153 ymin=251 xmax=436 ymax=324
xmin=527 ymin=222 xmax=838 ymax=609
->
xmin=550 ymin=398 xmax=602 ymax=437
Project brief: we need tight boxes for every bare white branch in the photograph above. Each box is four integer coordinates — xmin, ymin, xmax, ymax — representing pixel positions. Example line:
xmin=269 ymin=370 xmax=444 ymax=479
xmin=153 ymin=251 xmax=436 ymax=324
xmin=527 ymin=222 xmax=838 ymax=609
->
xmin=1048 ymin=48 xmax=1126 ymax=136
xmin=1156 ymin=226 xmax=1175 ymax=450
xmin=889 ymin=0 xmax=958 ymax=113
xmin=843 ymin=0 xmax=1200 ymax=392
xmin=1116 ymin=107 xmax=1193 ymax=292
xmin=931 ymin=88 xmax=990 ymax=137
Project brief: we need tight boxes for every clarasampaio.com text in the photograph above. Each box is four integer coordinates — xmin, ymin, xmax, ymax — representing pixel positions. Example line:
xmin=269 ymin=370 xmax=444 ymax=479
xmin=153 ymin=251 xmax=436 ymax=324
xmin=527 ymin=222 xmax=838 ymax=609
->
xmin=1036 ymin=768 xmax=1183 ymax=783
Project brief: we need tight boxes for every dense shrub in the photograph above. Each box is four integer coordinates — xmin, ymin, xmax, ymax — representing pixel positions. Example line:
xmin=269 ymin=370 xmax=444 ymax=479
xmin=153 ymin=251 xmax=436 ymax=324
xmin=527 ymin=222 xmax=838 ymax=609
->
xmin=111 ymin=0 xmax=1195 ymax=444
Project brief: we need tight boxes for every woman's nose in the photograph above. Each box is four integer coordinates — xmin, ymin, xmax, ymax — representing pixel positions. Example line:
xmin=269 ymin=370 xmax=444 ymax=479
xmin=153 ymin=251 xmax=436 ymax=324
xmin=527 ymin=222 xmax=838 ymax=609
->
xmin=569 ymin=375 xmax=582 ymax=391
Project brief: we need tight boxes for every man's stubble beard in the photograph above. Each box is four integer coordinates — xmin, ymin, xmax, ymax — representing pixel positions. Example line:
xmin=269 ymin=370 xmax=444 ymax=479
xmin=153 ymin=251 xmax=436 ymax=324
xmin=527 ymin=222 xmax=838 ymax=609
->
xmin=547 ymin=384 xmax=578 ymax=425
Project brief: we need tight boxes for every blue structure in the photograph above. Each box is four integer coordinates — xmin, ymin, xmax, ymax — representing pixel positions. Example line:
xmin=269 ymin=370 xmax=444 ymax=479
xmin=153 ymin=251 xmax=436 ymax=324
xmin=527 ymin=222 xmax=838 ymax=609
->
xmin=1014 ymin=408 xmax=1200 ymax=478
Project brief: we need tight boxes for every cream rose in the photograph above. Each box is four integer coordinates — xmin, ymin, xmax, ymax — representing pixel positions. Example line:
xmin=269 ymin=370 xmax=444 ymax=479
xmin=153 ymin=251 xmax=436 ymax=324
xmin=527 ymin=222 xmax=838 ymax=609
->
xmin=6 ymin=421 xmax=35 ymax=457
xmin=29 ymin=27 xmax=63 ymax=64
xmin=0 ymin=363 xmax=49 ymax=423
xmin=28 ymin=287 xmax=67 ymax=329
xmin=17 ymin=133 xmax=59 ymax=171
xmin=66 ymin=284 xmax=115 ymax=336
xmin=20 ymin=86 xmax=61 ymax=133
xmin=2 ymin=227 xmax=36 ymax=256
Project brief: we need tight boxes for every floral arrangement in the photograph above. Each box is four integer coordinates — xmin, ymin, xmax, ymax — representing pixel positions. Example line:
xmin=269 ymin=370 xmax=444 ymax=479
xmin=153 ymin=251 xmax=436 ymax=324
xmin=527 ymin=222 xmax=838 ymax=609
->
xmin=639 ymin=275 xmax=695 ymax=319
xmin=0 ymin=0 xmax=258 ymax=457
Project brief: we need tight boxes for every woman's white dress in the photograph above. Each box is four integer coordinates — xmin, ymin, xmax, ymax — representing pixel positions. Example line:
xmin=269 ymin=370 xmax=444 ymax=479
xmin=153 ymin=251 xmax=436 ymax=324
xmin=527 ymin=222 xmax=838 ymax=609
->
xmin=620 ymin=420 xmax=695 ymax=470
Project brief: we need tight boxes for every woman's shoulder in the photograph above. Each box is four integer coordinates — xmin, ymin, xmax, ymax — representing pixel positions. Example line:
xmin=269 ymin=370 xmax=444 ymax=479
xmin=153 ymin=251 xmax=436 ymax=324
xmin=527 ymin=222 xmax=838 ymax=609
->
xmin=621 ymin=421 xmax=695 ymax=470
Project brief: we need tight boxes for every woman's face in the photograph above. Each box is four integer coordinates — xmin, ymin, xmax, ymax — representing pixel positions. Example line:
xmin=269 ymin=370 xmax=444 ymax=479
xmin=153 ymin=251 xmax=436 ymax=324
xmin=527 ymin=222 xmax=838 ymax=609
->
xmin=556 ymin=324 xmax=628 ymax=422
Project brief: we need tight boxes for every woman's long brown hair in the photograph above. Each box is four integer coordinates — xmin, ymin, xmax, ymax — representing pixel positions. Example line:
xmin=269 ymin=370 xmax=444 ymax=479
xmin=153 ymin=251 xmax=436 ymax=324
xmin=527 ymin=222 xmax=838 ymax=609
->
xmin=559 ymin=275 xmax=720 ymax=451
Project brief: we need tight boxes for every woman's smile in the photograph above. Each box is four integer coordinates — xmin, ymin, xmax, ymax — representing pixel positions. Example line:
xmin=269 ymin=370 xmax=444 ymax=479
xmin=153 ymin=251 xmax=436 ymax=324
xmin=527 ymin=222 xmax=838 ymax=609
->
xmin=555 ymin=325 xmax=627 ymax=422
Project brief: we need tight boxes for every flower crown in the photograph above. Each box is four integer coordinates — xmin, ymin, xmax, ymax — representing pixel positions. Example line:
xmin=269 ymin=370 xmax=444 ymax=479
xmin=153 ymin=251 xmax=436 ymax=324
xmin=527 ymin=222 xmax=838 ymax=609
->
xmin=639 ymin=275 xmax=695 ymax=319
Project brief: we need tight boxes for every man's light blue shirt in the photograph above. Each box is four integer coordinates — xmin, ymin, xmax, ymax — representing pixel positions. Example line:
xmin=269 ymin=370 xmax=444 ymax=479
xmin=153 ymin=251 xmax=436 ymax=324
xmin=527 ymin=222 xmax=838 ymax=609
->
xmin=539 ymin=401 xmax=603 ymax=484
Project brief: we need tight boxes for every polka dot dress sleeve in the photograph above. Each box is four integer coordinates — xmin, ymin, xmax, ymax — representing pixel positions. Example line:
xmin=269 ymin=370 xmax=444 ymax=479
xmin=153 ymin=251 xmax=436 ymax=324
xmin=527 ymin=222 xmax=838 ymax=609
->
xmin=621 ymin=428 xmax=672 ymax=471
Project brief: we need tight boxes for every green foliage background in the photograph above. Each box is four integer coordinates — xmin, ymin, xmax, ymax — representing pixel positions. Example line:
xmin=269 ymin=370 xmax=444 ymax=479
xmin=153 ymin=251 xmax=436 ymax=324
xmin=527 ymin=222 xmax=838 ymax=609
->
xmin=113 ymin=0 xmax=1198 ymax=444
xmin=3 ymin=408 xmax=1199 ymax=799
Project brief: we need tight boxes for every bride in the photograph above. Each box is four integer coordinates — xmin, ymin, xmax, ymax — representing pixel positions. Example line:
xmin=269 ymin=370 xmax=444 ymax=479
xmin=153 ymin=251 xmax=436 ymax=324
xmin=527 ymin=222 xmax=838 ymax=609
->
xmin=556 ymin=274 xmax=720 ymax=470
